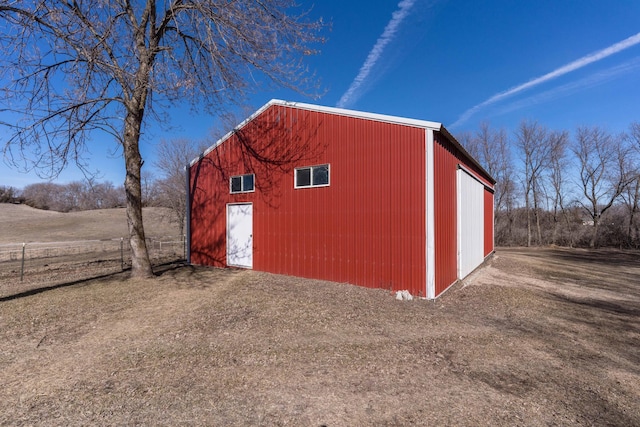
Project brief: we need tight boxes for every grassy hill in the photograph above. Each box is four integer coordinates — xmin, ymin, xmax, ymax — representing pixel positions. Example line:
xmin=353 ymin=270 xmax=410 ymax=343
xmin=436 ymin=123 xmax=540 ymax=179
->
xmin=0 ymin=204 xmax=181 ymax=244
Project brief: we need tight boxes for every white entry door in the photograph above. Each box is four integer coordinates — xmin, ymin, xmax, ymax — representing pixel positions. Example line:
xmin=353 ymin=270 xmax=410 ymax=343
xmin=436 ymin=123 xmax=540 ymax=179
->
xmin=457 ymin=168 xmax=484 ymax=279
xmin=227 ymin=203 xmax=253 ymax=268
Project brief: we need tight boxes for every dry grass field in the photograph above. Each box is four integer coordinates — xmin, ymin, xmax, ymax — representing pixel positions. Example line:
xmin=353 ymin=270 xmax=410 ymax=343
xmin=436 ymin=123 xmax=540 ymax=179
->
xmin=0 ymin=205 xmax=639 ymax=425
xmin=0 ymin=204 xmax=180 ymax=243
xmin=0 ymin=204 xmax=183 ymax=293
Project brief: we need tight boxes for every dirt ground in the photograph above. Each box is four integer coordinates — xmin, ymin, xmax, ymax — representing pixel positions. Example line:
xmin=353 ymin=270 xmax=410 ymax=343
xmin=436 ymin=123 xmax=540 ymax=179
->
xmin=0 ymin=246 xmax=639 ymax=426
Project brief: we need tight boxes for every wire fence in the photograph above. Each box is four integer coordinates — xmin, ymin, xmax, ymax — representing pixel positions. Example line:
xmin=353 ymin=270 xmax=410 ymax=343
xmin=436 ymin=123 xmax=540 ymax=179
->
xmin=0 ymin=236 xmax=186 ymax=297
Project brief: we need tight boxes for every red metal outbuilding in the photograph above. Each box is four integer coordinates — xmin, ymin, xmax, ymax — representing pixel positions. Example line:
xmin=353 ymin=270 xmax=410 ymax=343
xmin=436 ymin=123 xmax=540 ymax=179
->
xmin=188 ymin=100 xmax=495 ymax=299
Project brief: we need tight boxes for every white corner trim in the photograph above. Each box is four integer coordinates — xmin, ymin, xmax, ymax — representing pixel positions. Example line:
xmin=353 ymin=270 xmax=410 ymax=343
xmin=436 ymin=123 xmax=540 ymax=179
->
xmin=456 ymin=168 xmax=463 ymax=279
xmin=426 ymin=129 xmax=436 ymax=299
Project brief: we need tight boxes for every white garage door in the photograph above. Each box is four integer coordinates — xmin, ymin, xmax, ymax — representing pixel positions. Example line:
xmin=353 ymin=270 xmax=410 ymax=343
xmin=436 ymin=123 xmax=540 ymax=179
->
xmin=457 ymin=168 xmax=484 ymax=279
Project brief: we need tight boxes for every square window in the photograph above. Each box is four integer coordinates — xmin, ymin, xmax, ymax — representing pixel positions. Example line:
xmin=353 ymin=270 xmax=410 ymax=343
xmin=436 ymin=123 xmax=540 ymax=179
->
xmin=230 ymin=174 xmax=255 ymax=194
xmin=295 ymin=164 xmax=329 ymax=188
xmin=313 ymin=164 xmax=329 ymax=186
xmin=243 ymin=174 xmax=254 ymax=192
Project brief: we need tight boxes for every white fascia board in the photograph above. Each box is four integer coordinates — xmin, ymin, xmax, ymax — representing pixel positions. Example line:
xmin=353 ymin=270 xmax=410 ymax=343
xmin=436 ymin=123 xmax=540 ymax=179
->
xmin=189 ymin=99 xmax=444 ymax=166
xmin=275 ymin=99 xmax=443 ymax=130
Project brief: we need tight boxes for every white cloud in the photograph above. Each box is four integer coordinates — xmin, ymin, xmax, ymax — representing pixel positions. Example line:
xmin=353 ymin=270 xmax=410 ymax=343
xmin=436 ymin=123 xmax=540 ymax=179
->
xmin=336 ymin=0 xmax=417 ymax=109
xmin=449 ymin=31 xmax=640 ymax=128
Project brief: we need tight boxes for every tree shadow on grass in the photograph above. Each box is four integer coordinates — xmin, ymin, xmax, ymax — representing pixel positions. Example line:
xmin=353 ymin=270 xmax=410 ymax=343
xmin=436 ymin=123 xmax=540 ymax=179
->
xmin=0 ymin=260 xmax=188 ymax=302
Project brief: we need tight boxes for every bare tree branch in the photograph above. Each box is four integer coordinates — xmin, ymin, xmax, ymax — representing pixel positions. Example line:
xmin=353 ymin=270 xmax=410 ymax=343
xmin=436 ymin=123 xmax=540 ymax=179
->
xmin=572 ymin=126 xmax=636 ymax=247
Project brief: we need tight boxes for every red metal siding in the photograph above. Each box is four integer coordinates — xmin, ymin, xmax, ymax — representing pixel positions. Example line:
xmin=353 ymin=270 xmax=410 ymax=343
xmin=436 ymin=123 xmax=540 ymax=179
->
xmin=433 ymin=134 xmax=458 ymax=296
xmin=484 ymin=188 xmax=494 ymax=256
xmin=190 ymin=105 xmax=427 ymax=296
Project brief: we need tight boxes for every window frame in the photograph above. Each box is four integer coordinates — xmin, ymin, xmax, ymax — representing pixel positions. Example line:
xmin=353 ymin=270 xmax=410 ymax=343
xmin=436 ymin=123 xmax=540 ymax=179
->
xmin=229 ymin=173 xmax=255 ymax=194
xmin=294 ymin=164 xmax=330 ymax=189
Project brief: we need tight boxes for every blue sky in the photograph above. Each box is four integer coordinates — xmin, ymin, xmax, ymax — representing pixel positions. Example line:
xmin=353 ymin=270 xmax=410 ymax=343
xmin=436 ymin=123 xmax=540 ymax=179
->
xmin=2 ymin=0 xmax=640 ymax=188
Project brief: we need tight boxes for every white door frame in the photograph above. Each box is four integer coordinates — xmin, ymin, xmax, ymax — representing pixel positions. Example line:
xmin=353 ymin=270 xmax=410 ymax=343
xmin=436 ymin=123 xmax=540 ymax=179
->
xmin=226 ymin=203 xmax=253 ymax=268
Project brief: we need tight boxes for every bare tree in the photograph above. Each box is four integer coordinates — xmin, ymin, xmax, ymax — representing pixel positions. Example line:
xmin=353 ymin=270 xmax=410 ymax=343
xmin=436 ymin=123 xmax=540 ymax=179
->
xmin=0 ymin=1 xmax=324 ymax=278
xmin=22 ymin=182 xmax=61 ymax=210
xmin=141 ymin=170 xmax=159 ymax=207
xmin=631 ymin=122 xmax=640 ymax=151
xmin=621 ymin=176 xmax=640 ymax=247
xmin=473 ymin=123 xmax=514 ymax=213
xmin=545 ymin=130 xmax=570 ymax=245
xmin=155 ymin=137 xmax=204 ymax=234
xmin=90 ymin=181 xmax=125 ymax=209
xmin=620 ymin=123 xmax=640 ymax=247
xmin=573 ymin=126 xmax=636 ymax=248
xmin=515 ymin=120 xmax=553 ymax=246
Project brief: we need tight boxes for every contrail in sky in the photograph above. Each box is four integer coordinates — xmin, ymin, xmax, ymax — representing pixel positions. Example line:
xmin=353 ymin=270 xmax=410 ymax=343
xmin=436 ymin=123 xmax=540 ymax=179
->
xmin=337 ymin=0 xmax=417 ymax=109
xmin=496 ymin=57 xmax=640 ymax=116
xmin=449 ymin=31 xmax=640 ymax=129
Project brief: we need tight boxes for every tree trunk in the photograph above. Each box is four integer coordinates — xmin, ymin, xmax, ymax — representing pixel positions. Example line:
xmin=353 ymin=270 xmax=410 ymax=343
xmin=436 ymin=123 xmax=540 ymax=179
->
xmin=628 ymin=208 xmax=635 ymax=248
xmin=535 ymin=209 xmax=542 ymax=245
xmin=508 ymin=211 xmax=514 ymax=243
xmin=627 ymin=181 xmax=639 ymax=248
xmin=532 ymin=179 xmax=543 ymax=246
xmin=124 ymin=111 xmax=153 ymax=279
xmin=561 ymin=205 xmax=574 ymax=248
xmin=590 ymin=216 xmax=600 ymax=249
xmin=551 ymin=196 xmax=562 ymax=246
xmin=526 ymin=199 xmax=532 ymax=247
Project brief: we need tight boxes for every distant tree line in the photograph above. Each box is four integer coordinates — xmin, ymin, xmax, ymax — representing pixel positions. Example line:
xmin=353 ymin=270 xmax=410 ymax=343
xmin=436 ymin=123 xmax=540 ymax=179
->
xmin=1 ymin=137 xmax=203 ymax=234
xmin=458 ymin=120 xmax=640 ymax=249
xmin=2 ymin=181 xmax=124 ymax=212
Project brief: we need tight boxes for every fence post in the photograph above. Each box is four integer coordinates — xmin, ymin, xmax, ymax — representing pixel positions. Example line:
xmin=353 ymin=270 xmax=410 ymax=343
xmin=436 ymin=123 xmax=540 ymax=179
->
xmin=20 ymin=242 xmax=26 ymax=281
xmin=120 ymin=237 xmax=124 ymax=271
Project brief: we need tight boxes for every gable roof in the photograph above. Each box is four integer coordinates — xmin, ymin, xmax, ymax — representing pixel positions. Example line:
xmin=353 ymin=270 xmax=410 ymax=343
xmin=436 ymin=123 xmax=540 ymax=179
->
xmin=190 ymin=99 xmax=495 ymax=184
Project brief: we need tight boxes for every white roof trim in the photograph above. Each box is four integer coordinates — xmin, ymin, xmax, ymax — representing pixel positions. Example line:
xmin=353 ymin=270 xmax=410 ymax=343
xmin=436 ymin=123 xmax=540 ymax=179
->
xmin=189 ymin=99 xmax=444 ymax=167
xmin=273 ymin=99 xmax=443 ymax=130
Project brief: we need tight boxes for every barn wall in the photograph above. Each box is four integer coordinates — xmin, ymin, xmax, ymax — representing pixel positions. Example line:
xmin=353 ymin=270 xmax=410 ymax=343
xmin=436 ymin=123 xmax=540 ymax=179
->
xmin=433 ymin=132 xmax=494 ymax=296
xmin=190 ymin=104 xmax=427 ymax=296
xmin=433 ymin=133 xmax=458 ymax=296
